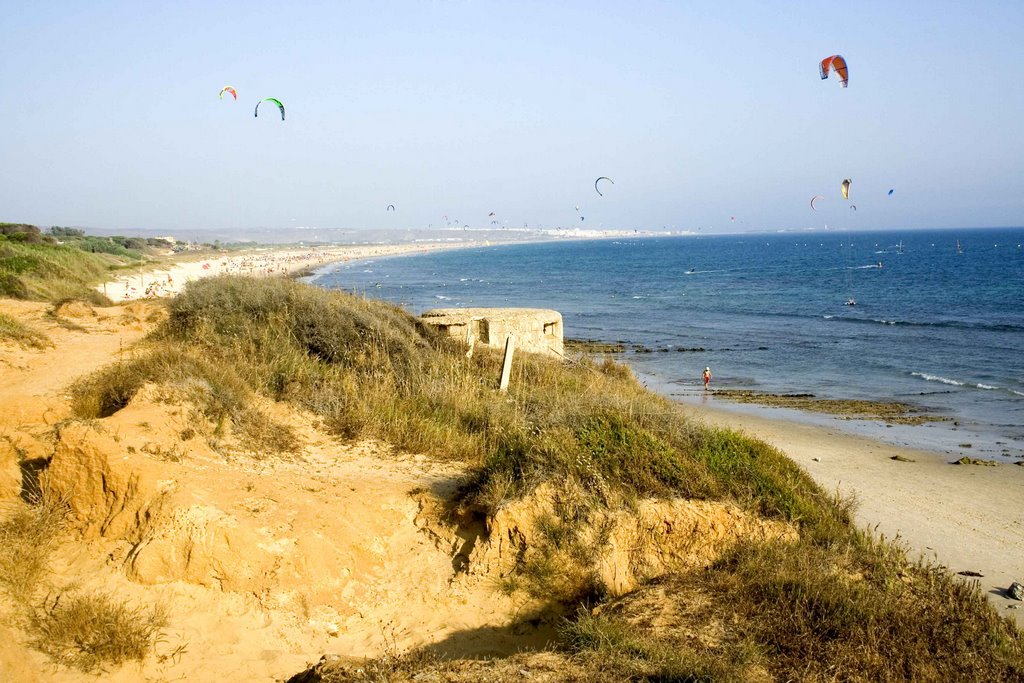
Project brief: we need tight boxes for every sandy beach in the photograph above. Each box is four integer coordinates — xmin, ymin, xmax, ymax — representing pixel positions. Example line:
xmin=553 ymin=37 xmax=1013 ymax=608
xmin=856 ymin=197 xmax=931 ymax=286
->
xmin=680 ymin=396 xmax=1024 ymax=625
xmin=97 ymin=242 xmax=475 ymax=303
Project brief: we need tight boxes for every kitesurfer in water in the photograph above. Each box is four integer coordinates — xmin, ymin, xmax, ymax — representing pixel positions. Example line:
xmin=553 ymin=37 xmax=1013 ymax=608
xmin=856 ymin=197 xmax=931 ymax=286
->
xmin=703 ymin=367 xmax=712 ymax=391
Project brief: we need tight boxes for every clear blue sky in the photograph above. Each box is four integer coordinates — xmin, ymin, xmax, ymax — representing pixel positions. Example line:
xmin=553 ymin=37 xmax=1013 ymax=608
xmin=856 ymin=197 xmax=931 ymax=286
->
xmin=2 ymin=1 xmax=1021 ymax=235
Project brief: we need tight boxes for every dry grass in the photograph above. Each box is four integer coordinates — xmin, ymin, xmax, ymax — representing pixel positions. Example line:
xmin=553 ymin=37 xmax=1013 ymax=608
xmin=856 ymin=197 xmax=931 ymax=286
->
xmin=556 ymin=531 xmax=1024 ymax=682
xmin=28 ymin=592 xmax=167 ymax=673
xmin=0 ymin=312 xmax=52 ymax=348
xmin=70 ymin=343 xmax=298 ymax=457
xmin=0 ymin=495 xmax=168 ymax=674
xmin=0 ymin=497 xmax=65 ymax=601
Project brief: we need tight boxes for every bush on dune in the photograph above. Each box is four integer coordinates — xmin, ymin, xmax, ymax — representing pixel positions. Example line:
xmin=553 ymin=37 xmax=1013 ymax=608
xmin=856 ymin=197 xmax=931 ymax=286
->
xmin=152 ymin=278 xmax=841 ymax=527
xmin=70 ymin=343 xmax=297 ymax=456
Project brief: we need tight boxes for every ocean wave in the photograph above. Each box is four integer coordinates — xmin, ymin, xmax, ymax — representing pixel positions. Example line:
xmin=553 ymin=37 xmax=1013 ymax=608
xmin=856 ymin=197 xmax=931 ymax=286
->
xmin=911 ymin=372 xmax=964 ymax=387
xmin=824 ymin=316 xmax=1024 ymax=333
xmin=911 ymin=373 xmax=1024 ymax=399
xmin=434 ymin=295 xmax=451 ymax=300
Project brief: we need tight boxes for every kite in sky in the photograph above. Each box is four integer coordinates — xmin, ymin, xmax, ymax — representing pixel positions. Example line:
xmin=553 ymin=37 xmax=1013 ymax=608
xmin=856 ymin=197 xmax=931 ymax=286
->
xmin=819 ymin=55 xmax=849 ymax=88
xmin=255 ymin=97 xmax=285 ymax=121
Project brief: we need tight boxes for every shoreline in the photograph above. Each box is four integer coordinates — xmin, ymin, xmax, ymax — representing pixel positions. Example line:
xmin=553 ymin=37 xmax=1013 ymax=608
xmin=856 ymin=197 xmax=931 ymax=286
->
xmin=633 ymin=367 xmax=1023 ymax=465
xmin=97 ymin=230 xmax=657 ymax=304
xmin=671 ymin=392 xmax=1024 ymax=625
xmin=97 ymin=241 xmax=485 ymax=303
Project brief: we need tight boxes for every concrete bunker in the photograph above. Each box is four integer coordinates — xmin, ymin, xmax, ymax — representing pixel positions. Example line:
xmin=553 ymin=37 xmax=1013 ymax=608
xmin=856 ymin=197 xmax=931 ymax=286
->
xmin=420 ymin=308 xmax=563 ymax=358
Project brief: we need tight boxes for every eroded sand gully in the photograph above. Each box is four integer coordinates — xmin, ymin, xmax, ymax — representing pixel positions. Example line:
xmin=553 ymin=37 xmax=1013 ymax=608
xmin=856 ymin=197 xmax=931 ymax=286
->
xmin=0 ymin=301 xmax=560 ymax=682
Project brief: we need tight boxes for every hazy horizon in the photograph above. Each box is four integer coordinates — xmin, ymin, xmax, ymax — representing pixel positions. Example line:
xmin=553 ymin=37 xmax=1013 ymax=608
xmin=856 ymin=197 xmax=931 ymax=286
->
xmin=2 ymin=2 xmax=1021 ymax=234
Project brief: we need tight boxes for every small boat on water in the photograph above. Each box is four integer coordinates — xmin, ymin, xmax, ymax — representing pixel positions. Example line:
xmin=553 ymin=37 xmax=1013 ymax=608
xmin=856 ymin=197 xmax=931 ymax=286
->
xmin=845 ymin=298 xmax=857 ymax=306
xmin=956 ymin=239 xmax=963 ymax=255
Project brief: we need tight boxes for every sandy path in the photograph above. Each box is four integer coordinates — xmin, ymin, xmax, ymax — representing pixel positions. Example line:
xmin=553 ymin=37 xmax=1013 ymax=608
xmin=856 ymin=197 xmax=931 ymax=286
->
xmin=682 ymin=399 xmax=1024 ymax=625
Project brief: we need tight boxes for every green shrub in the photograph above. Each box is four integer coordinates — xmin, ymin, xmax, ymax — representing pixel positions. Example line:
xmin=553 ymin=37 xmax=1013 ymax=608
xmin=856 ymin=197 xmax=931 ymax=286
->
xmin=0 ymin=238 xmax=120 ymax=302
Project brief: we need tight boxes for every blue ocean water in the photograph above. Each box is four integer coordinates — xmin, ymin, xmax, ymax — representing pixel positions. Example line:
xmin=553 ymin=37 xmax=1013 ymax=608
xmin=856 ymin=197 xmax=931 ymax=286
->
xmin=312 ymin=228 xmax=1024 ymax=461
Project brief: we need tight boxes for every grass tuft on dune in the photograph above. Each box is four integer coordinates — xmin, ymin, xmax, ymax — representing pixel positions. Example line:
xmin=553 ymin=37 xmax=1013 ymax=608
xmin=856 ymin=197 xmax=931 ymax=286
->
xmin=0 ymin=312 xmax=52 ymax=348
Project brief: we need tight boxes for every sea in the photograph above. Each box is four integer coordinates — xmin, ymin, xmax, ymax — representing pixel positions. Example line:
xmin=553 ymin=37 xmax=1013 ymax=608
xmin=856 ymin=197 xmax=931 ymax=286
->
xmin=309 ymin=227 xmax=1024 ymax=463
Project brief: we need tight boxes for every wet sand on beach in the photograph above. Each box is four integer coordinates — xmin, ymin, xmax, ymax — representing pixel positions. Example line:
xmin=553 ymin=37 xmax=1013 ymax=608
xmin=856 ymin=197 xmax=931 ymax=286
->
xmin=680 ymin=398 xmax=1024 ymax=625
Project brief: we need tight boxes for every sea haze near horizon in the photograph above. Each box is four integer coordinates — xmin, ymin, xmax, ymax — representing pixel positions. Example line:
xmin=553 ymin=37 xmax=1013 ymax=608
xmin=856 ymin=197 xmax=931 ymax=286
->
xmin=312 ymin=227 xmax=1024 ymax=462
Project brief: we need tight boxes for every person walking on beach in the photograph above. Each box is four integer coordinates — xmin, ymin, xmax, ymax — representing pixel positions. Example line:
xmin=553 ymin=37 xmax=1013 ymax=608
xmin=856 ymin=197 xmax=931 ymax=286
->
xmin=702 ymin=366 xmax=712 ymax=391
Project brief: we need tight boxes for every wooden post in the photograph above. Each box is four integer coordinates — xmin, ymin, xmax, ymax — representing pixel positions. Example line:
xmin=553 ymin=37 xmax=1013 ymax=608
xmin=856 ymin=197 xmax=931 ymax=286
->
xmin=499 ymin=334 xmax=515 ymax=393
xmin=465 ymin=316 xmax=481 ymax=359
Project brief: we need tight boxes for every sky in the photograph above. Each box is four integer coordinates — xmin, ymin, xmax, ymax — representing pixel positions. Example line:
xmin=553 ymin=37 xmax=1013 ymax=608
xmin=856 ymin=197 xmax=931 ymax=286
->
xmin=1 ymin=1 xmax=1022 ymax=236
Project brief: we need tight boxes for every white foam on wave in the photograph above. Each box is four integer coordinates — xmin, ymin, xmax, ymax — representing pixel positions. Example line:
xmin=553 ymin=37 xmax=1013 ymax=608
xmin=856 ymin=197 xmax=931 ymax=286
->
xmin=976 ymin=383 xmax=999 ymax=390
xmin=911 ymin=372 xmax=964 ymax=387
xmin=1011 ymin=390 xmax=1024 ymax=397
xmin=434 ymin=295 xmax=450 ymax=300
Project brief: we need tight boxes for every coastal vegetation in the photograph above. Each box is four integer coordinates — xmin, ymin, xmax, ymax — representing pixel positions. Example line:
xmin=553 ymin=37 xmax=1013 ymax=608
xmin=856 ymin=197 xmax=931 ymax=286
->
xmin=65 ymin=275 xmax=1023 ymax=681
xmin=0 ymin=222 xmax=194 ymax=304
xmin=1 ymin=224 xmax=125 ymax=303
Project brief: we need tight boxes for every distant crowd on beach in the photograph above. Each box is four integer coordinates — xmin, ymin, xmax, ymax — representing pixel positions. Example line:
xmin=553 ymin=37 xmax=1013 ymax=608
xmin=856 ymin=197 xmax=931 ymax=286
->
xmin=100 ymin=242 xmax=468 ymax=304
